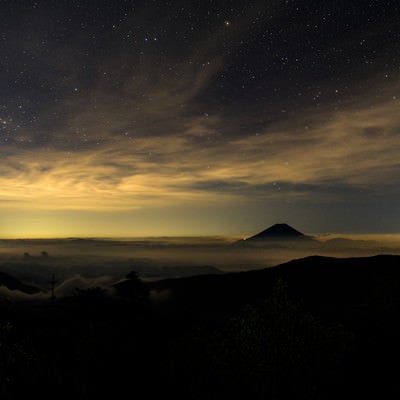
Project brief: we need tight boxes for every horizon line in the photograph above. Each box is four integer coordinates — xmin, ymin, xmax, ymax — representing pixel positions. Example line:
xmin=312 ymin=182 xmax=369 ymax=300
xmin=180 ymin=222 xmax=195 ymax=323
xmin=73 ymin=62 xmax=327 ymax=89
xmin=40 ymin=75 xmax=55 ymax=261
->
xmin=1 ymin=232 xmax=400 ymax=240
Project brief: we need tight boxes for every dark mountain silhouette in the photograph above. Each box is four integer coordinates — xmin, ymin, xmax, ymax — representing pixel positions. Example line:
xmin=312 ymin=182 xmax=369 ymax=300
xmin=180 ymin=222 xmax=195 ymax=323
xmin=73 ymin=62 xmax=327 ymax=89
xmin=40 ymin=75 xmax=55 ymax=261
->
xmin=252 ymin=223 xmax=304 ymax=237
xmin=0 ymin=270 xmax=40 ymax=294
xmin=149 ymin=254 xmax=400 ymax=322
xmin=239 ymin=223 xmax=314 ymax=243
xmin=146 ymin=254 xmax=400 ymax=398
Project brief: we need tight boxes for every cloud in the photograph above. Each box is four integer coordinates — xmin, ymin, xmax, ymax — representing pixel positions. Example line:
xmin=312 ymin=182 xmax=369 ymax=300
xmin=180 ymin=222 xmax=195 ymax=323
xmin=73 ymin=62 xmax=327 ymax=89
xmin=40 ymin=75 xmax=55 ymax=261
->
xmin=54 ymin=275 xmax=115 ymax=297
xmin=0 ymin=84 xmax=399 ymax=211
xmin=0 ymin=286 xmax=46 ymax=301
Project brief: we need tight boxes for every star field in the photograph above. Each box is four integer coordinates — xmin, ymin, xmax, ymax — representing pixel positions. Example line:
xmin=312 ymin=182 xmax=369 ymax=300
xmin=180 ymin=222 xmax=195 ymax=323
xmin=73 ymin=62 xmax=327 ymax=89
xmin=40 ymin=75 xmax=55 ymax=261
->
xmin=0 ymin=0 xmax=399 ymax=237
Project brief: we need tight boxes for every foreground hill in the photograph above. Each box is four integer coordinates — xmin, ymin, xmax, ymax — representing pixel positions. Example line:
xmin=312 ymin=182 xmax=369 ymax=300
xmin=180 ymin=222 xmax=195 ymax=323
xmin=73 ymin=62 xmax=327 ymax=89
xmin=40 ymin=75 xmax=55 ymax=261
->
xmin=1 ymin=254 xmax=400 ymax=399
xmin=149 ymin=254 xmax=400 ymax=323
xmin=145 ymin=254 xmax=400 ymax=398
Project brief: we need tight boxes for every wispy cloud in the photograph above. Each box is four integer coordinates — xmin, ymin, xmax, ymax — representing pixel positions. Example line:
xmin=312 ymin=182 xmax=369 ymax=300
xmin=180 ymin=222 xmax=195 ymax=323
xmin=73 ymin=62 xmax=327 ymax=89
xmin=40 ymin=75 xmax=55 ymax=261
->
xmin=0 ymin=83 xmax=399 ymax=211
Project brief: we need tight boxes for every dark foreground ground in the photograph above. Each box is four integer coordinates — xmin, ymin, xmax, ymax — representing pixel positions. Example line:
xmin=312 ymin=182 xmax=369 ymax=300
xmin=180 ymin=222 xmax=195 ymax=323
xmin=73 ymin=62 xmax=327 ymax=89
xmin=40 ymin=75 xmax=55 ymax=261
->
xmin=1 ymin=254 xmax=400 ymax=399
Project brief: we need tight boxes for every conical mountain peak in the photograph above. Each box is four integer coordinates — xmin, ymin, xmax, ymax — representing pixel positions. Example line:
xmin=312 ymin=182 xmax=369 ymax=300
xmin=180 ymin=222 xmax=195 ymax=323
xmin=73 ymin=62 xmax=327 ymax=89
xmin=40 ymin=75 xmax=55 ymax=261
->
xmin=247 ymin=223 xmax=311 ymax=240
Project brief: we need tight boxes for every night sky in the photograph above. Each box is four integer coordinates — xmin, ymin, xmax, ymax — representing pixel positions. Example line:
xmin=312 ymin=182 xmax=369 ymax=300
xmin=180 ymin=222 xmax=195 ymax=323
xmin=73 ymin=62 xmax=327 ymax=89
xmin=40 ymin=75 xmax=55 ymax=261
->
xmin=0 ymin=0 xmax=399 ymax=237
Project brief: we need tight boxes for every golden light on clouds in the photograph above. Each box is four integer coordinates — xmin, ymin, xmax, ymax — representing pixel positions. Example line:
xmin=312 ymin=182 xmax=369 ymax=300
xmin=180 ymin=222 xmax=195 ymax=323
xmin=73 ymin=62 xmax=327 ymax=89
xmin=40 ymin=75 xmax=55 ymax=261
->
xmin=0 ymin=92 xmax=399 ymax=217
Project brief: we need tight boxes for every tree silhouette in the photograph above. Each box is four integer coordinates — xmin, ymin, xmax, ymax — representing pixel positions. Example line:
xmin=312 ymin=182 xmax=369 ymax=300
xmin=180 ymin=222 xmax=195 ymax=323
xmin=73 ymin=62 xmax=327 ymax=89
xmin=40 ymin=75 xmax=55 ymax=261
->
xmin=0 ymin=322 xmax=38 ymax=398
xmin=114 ymin=271 xmax=149 ymax=303
xmin=208 ymin=280 xmax=353 ymax=398
xmin=171 ymin=280 xmax=353 ymax=399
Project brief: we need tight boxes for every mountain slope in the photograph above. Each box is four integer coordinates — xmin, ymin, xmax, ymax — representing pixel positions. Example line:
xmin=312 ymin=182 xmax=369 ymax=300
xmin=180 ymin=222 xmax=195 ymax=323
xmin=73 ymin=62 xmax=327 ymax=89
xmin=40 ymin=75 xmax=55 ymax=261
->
xmin=149 ymin=254 xmax=400 ymax=324
xmin=0 ymin=271 xmax=40 ymax=294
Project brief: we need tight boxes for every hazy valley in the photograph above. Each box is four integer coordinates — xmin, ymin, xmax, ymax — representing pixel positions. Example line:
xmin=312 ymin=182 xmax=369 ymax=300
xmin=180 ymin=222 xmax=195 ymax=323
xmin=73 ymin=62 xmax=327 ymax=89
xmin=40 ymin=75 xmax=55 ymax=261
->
xmin=0 ymin=225 xmax=399 ymax=299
